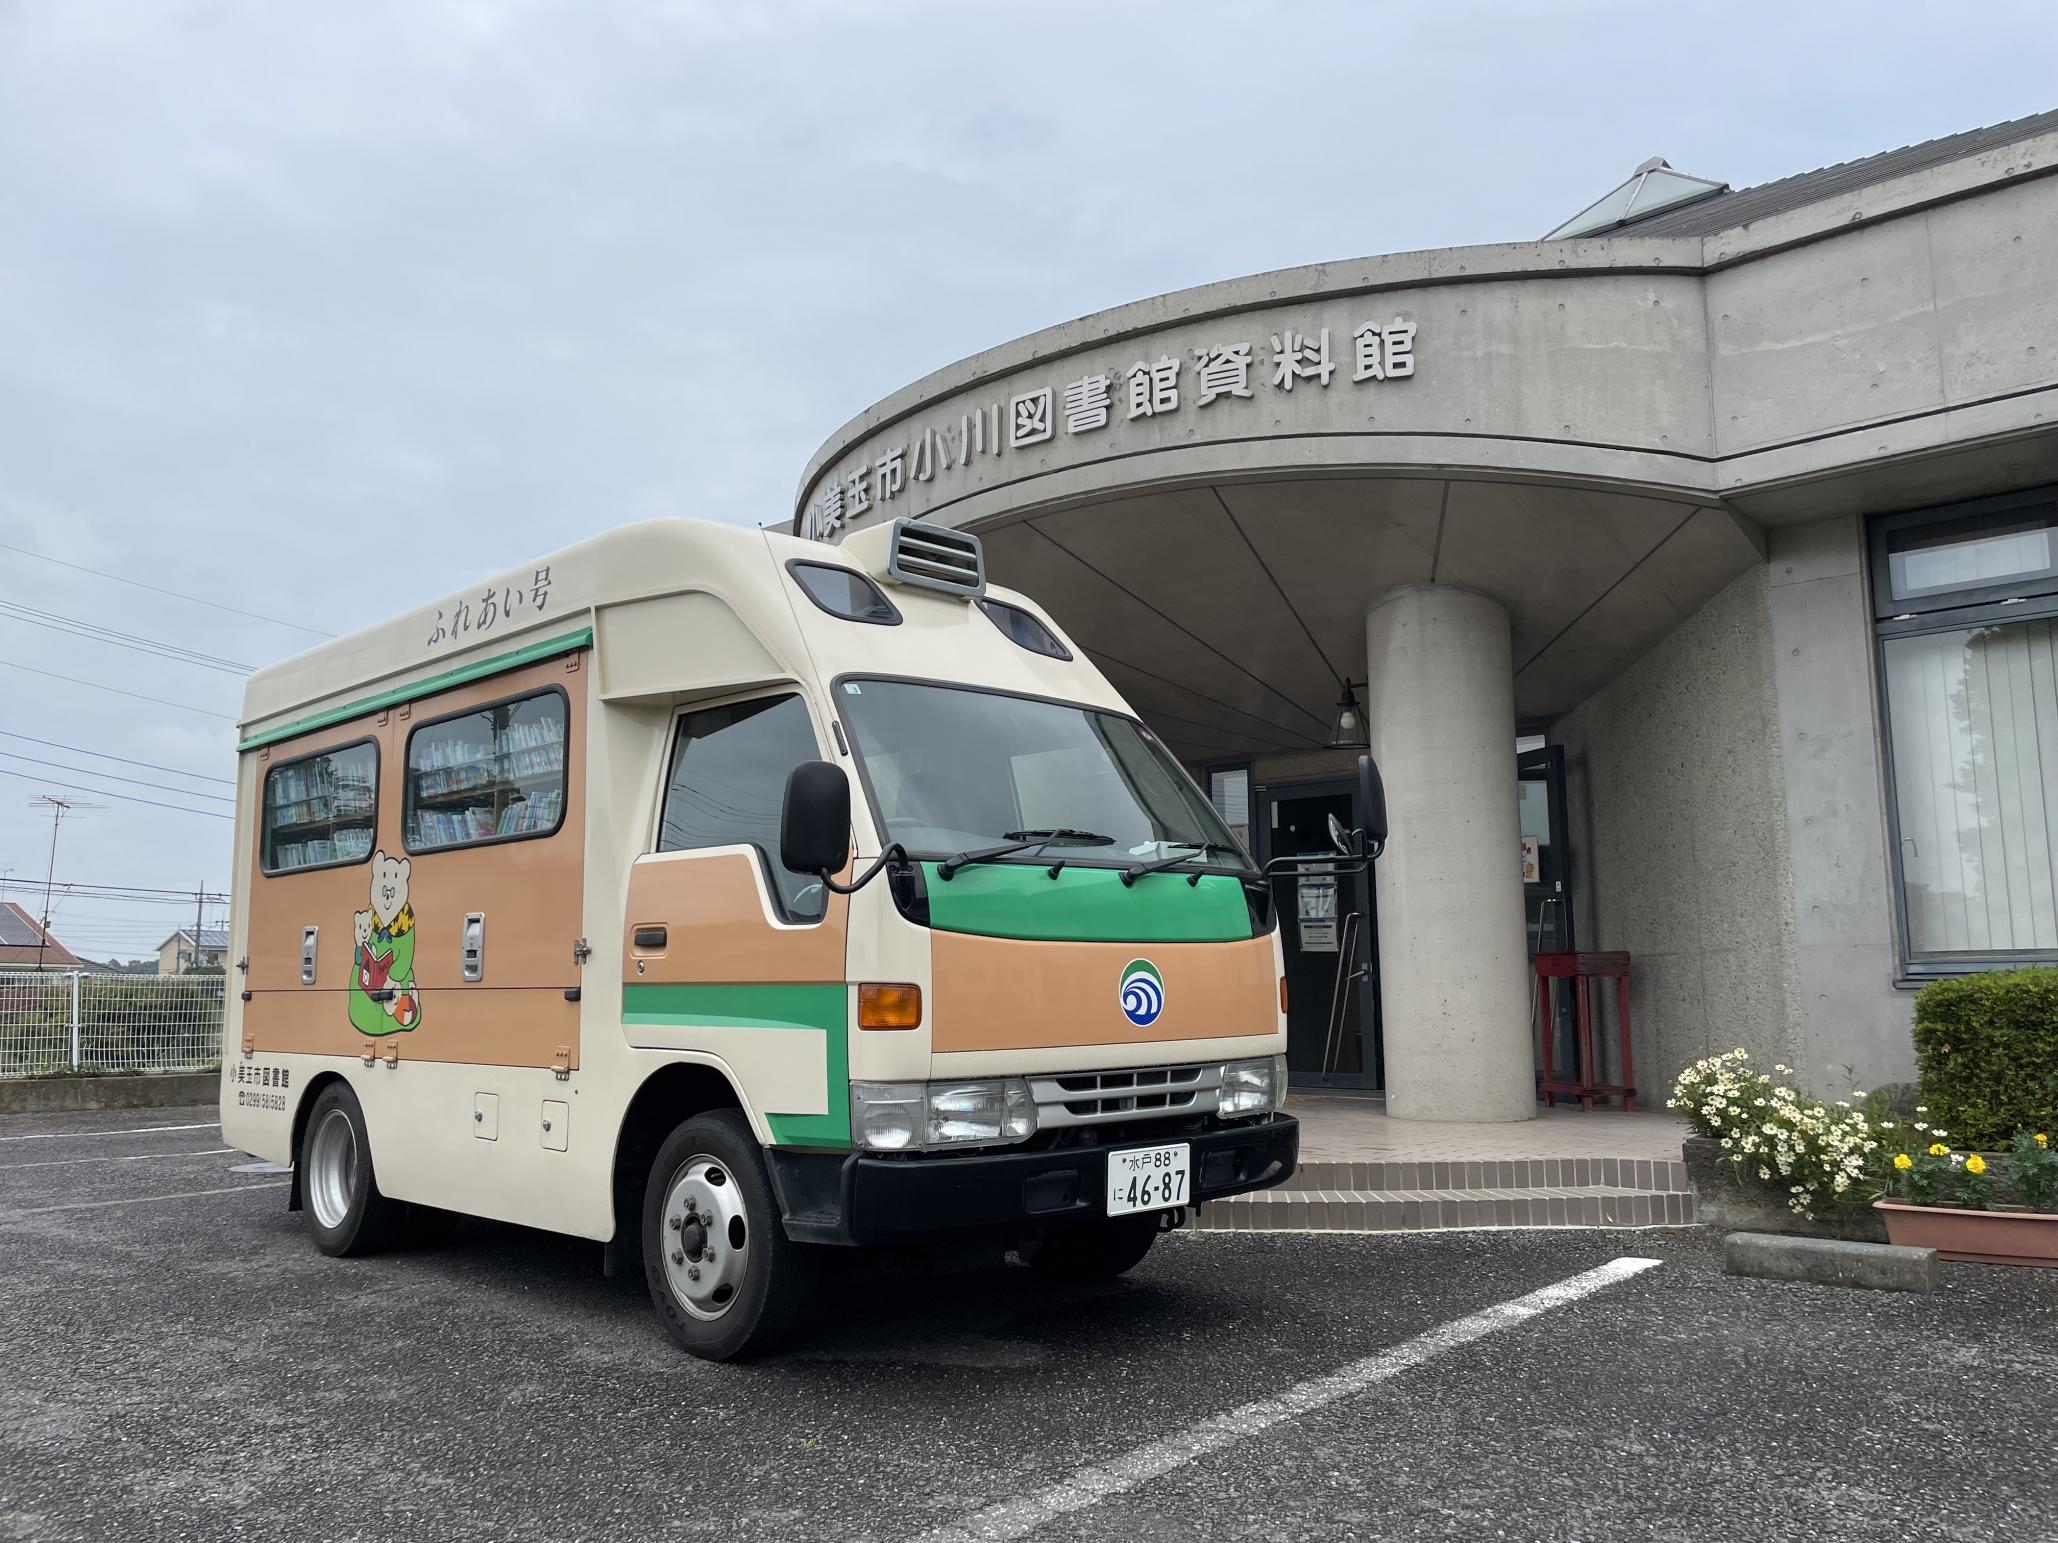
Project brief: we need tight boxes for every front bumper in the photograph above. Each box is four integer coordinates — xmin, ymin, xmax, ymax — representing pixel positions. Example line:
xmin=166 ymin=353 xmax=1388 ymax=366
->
xmin=765 ymin=1114 xmax=1298 ymax=1246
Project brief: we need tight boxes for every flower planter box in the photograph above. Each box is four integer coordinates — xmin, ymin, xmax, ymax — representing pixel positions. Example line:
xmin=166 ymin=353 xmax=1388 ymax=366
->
xmin=1872 ymin=1199 xmax=2058 ymax=1267
xmin=1682 ymin=1135 xmax=1887 ymax=1241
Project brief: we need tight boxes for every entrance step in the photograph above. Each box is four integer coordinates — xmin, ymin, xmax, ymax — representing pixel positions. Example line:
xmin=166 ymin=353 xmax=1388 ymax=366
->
xmin=1193 ymin=1156 xmax=1696 ymax=1234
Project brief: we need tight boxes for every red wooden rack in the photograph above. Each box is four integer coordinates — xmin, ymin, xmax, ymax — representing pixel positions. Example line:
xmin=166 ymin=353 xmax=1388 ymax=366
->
xmin=1535 ymin=950 xmax=1635 ymax=1110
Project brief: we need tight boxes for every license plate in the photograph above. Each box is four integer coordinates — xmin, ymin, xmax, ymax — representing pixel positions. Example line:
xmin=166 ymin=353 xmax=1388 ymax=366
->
xmin=1106 ymin=1142 xmax=1192 ymax=1217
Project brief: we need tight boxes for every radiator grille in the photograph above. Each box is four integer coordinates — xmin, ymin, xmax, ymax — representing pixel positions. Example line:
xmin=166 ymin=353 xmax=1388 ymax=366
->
xmin=887 ymin=519 xmax=986 ymax=597
xmin=1029 ymin=1063 xmax=1223 ymax=1128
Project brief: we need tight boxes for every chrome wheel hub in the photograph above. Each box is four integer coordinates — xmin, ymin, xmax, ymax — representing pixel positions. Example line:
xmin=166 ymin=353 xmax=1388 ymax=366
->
xmin=306 ymin=1107 xmax=358 ymax=1230
xmin=660 ymin=1156 xmax=749 ymax=1320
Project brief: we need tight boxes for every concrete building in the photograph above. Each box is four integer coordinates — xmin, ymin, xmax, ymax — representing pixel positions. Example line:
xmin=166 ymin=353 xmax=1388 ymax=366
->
xmin=795 ymin=111 xmax=2058 ymax=1121
xmin=156 ymin=927 xmax=227 ymax=975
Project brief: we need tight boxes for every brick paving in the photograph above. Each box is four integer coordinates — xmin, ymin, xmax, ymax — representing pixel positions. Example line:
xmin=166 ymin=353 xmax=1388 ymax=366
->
xmin=1194 ymin=1092 xmax=1697 ymax=1235
xmin=1290 ymin=1092 xmax=1688 ymax=1164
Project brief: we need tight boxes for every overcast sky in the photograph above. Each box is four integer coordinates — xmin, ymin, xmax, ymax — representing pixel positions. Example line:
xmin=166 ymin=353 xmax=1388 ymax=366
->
xmin=3 ymin=0 xmax=2054 ymax=958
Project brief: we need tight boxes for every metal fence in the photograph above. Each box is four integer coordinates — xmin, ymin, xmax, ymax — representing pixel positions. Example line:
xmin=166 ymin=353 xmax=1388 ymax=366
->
xmin=0 ymin=970 xmax=224 ymax=1077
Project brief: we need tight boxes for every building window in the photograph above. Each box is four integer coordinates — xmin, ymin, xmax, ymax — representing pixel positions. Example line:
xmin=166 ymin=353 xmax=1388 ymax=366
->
xmin=404 ymin=687 xmax=569 ymax=852
xmin=262 ymin=740 xmax=377 ymax=875
xmin=659 ymin=694 xmax=827 ymax=922
xmin=1208 ymin=765 xmax=1252 ymax=856
xmin=1873 ymin=488 xmax=2058 ymax=969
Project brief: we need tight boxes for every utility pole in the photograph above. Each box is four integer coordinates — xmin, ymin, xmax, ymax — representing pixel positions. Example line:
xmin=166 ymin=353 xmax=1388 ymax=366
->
xmin=193 ymin=882 xmax=206 ymax=973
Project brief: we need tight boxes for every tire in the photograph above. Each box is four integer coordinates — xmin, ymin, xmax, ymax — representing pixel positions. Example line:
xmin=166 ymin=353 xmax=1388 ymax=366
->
xmin=642 ymin=1110 xmax=815 ymax=1361
xmin=1025 ymin=1214 xmax=1161 ymax=1280
xmin=299 ymin=1081 xmax=402 ymax=1257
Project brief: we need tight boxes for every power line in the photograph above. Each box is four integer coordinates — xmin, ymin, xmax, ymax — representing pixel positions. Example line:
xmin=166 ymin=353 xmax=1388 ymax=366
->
xmin=0 ymin=766 xmax=232 ymax=818
xmin=0 ymin=600 xmax=254 ymax=674
xmin=0 ymin=538 xmax=335 ymax=638
xmin=0 ymin=730 xmax=234 ymax=785
xmin=12 ymin=909 xmax=211 ymax=924
xmin=0 ymin=750 xmax=237 ymax=803
xmin=0 ymin=659 xmax=236 ymax=721
xmin=0 ymin=878 xmax=231 ymax=900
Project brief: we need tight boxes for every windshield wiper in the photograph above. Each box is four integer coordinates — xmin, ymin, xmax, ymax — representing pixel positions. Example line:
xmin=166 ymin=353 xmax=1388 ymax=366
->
xmin=937 ymin=828 xmax=1114 ymax=881
xmin=1120 ymin=841 xmax=1241 ymax=887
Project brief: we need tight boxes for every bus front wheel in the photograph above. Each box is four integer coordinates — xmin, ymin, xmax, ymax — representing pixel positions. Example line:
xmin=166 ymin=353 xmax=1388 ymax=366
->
xmin=641 ymin=1110 xmax=814 ymax=1360
xmin=1023 ymin=1214 xmax=1161 ymax=1280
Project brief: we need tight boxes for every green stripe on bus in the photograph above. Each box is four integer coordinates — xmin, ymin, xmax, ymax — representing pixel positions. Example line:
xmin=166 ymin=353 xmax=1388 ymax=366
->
xmin=920 ymin=861 xmax=1252 ymax=943
xmin=622 ymin=981 xmax=849 ymax=1148
xmin=237 ymin=627 xmax=595 ymax=752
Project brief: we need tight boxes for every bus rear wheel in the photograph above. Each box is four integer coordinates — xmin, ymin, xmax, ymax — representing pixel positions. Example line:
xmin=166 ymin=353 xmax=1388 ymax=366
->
xmin=300 ymin=1081 xmax=401 ymax=1257
xmin=641 ymin=1110 xmax=815 ymax=1361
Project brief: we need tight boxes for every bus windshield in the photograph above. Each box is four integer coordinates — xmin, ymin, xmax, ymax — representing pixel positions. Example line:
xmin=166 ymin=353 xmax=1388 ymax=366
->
xmin=835 ymin=678 xmax=1250 ymax=872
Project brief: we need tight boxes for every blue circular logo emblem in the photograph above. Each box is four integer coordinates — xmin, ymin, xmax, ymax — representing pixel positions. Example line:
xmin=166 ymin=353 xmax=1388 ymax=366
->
xmin=1119 ymin=959 xmax=1165 ymax=1027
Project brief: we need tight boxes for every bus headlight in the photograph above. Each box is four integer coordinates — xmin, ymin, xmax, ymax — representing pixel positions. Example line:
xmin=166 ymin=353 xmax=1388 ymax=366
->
xmin=850 ymin=1083 xmax=924 ymax=1151
xmin=850 ymin=1079 xmax=1037 ymax=1151
xmin=1218 ymin=1055 xmax=1288 ymax=1117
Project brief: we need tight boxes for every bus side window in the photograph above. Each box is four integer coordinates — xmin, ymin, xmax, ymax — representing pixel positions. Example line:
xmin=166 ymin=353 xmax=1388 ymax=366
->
xmin=261 ymin=739 xmax=378 ymax=875
xmin=403 ymin=687 xmax=569 ymax=853
xmin=658 ymin=695 xmax=826 ymax=922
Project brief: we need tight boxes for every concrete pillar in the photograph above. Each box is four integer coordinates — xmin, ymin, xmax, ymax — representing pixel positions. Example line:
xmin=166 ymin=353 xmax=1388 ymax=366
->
xmin=1366 ymin=584 xmax=1534 ymax=1123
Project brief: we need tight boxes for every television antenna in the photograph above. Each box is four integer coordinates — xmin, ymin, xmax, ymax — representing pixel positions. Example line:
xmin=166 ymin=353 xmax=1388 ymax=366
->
xmin=28 ymin=794 xmax=101 ymax=969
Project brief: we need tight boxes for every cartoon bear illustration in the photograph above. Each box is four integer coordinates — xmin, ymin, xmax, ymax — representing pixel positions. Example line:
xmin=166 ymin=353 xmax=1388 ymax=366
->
xmin=347 ymin=850 xmax=422 ymax=1036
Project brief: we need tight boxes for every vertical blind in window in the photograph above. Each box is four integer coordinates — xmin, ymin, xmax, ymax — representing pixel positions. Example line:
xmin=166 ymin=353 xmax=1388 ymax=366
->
xmin=1208 ymin=767 xmax=1251 ymax=855
xmin=1884 ymin=621 xmax=2058 ymax=956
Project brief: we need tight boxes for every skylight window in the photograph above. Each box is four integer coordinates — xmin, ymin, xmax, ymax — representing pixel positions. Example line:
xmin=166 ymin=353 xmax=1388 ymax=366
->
xmin=1545 ymin=157 xmax=1728 ymax=239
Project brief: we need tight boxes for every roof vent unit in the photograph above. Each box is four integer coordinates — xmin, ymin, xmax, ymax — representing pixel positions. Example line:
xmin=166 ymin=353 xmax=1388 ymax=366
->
xmin=885 ymin=519 xmax=986 ymax=598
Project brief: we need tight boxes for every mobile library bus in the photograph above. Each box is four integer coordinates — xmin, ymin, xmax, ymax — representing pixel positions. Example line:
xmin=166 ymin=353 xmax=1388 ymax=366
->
xmin=224 ymin=516 xmax=1355 ymax=1358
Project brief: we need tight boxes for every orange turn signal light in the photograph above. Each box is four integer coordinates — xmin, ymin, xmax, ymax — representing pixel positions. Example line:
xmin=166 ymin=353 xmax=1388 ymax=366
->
xmin=858 ymin=982 xmax=923 ymax=1030
xmin=1279 ymin=977 xmax=1290 ymax=1014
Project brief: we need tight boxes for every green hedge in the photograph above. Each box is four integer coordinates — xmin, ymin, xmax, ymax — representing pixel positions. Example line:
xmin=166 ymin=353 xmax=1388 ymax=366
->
xmin=1913 ymin=968 xmax=2058 ymax=1149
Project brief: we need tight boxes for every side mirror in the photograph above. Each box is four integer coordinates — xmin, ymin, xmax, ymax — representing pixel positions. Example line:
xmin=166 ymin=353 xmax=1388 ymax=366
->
xmin=1357 ymin=754 xmax=1388 ymax=855
xmin=780 ymin=761 xmax=851 ymax=876
xmin=1326 ymin=811 xmax=1352 ymax=858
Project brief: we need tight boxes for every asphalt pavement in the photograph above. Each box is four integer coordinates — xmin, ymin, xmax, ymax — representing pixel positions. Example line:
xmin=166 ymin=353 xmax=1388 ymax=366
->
xmin=2 ymin=1104 xmax=2054 ymax=1543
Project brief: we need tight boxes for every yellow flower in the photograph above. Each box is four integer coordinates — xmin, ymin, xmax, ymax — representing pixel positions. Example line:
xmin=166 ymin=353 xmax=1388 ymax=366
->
xmin=1893 ymin=1154 xmax=1913 ymax=1171
xmin=2038 ymin=1133 xmax=2050 ymax=1149
xmin=1928 ymin=1143 xmax=1949 ymax=1157
xmin=1966 ymin=1154 xmax=1987 ymax=1176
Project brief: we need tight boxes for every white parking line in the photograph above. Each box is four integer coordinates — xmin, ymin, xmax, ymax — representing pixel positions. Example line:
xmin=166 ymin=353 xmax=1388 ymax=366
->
xmin=906 ymin=1255 xmax=1663 ymax=1543
xmin=0 ymin=1121 xmax=221 ymax=1143
xmin=0 ymin=1147 xmax=234 ymax=1171
xmin=0 ymin=1181 xmax=287 ymax=1219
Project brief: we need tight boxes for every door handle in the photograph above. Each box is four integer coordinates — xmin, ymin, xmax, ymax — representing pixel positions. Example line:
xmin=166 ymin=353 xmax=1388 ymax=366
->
xmin=632 ymin=926 xmax=668 ymax=951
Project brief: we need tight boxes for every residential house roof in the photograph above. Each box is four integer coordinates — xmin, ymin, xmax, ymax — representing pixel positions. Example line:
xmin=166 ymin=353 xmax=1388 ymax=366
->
xmin=0 ymin=901 xmax=84 ymax=969
xmin=161 ymin=927 xmax=230 ymax=952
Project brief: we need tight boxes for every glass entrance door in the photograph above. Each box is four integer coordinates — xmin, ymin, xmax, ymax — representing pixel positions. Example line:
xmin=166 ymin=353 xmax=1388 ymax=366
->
xmin=1259 ymin=777 xmax=1379 ymax=1089
xmin=1518 ymin=744 xmax=1576 ymax=1078
xmin=1518 ymin=745 xmax=1572 ymax=954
